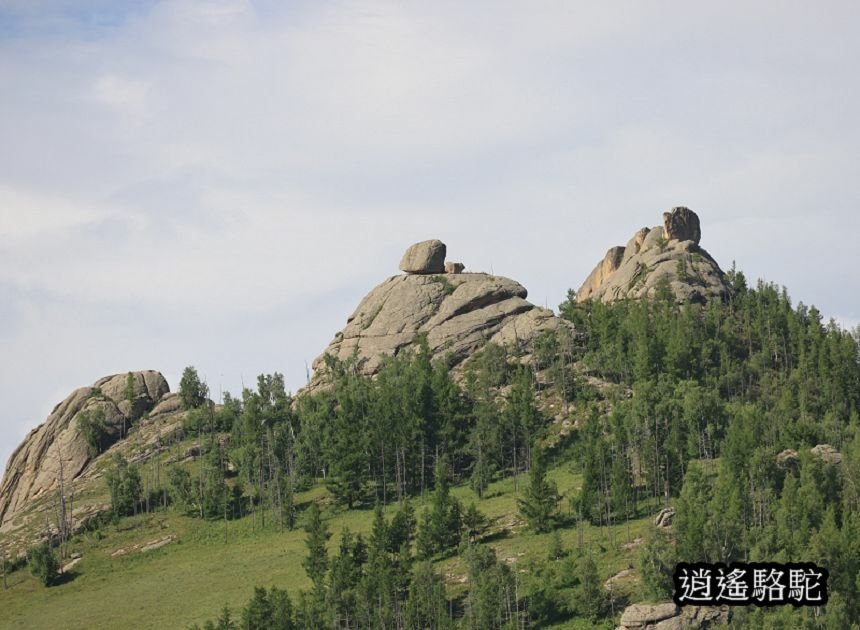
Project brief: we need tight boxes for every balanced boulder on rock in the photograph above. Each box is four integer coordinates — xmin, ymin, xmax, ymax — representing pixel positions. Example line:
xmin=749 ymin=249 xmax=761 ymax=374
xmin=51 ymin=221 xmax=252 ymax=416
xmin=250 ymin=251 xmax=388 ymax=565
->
xmin=399 ymin=239 xmax=447 ymax=274
xmin=308 ymin=242 xmax=572 ymax=390
xmin=576 ymin=207 xmax=730 ymax=304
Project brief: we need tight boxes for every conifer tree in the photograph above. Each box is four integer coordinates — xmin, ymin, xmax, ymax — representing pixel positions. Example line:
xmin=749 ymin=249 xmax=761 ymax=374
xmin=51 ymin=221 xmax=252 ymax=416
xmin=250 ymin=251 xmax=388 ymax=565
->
xmin=518 ymin=447 xmax=560 ymax=533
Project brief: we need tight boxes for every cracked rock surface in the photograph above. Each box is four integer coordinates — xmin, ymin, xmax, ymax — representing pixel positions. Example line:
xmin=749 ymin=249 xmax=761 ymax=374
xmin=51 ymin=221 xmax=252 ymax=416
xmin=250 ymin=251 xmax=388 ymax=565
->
xmin=577 ymin=207 xmax=730 ymax=304
xmin=308 ymin=272 xmax=568 ymax=389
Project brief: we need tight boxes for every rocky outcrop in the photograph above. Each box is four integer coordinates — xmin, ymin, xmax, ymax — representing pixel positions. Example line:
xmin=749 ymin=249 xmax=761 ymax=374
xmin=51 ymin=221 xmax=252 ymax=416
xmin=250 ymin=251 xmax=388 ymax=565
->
xmin=811 ymin=443 xmax=842 ymax=465
xmin=0 ymin=371 xmax=169 ymax=531
xmin=399 ymin=239 xmax=447 ymax=274
xmin=445 ymin=261 xmax=465 ymax=274
xmin=654 ymin=507 xmax=675 ymax=528
xmin=309 ymin=243 xmax=571 ymax=388
xmin=617 ymin=602 xmax=729 ymax=629
xmin=662 ymin=207 xmax=701 ymax=244
xmin=577 ymin=208 xmax=730 ymax=304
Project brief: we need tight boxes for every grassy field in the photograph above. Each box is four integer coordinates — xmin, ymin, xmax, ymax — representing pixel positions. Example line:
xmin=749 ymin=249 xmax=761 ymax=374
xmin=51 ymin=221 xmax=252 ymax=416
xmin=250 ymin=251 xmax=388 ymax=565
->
xmin=0 ymin=467 xmax=657 ymax=629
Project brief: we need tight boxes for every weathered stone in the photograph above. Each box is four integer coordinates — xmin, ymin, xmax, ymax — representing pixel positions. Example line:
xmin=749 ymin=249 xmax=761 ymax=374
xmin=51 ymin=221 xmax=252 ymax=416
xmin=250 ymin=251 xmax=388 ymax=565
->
xmin=399 ymin=239 xmax=446 ymax=274
xmin=148 ymin=393 xmax=183 ymax=420
xmin=445 ymin=261 xmax=465 ymax=274
xmin=308 ymin=272 xmax=572 ymax=390
xmin=619 ymin=602 xmax=680 ymax=627
xmin=623 ymin=227 xmax=651 ymax=262
xmin=655 ymin=507 xmax=675 ymax=528
xmin=577 ymin=209 xmax=730 ymax=304
xmin=577 ymin=246 xmax=626 ymax=301
xmin=618 ymin=602 xmax=729 ymax=629
xmin=663 ymin=207 xmax=701 ymax=244
xmin=811 ymin=444 xmax=842 ymax=465
xmin=776 ymin=449 xmax=799 ymax=470
xmin=0 ymin=371 xmax=169 ymax=532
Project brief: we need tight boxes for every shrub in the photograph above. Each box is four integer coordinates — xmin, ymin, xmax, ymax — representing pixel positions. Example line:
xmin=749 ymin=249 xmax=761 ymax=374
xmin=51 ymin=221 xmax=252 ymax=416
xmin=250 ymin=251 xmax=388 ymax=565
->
xmin=28 ymin=543 xmax=58 ymax=586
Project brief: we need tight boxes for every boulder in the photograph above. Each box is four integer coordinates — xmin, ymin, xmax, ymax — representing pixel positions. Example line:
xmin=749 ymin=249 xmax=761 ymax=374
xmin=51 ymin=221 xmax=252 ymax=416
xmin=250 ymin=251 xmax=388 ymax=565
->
xmin=618 ymin=602 xmax=728 ymax=629
xmin=776 ymin=448 xmax=799 ymax=470
xmin=0 ymin=371 xmax=169 ymax=532
xmin=399 ymin=239 xmax=446 ymax=274
xmin=655 ymin=507 xmax=675 ymax=528
xmin=576 ymin=208 xmax=730 ymax=304
xmin=663 ymin=207 xmax=701 ymax=244
xmin=445 ymin=261 xmax=465 ymax=274
xmin=619 ymin=603 xmax=680 ymax=627
xmin=811 ymin=444 xmax=842 ymax=465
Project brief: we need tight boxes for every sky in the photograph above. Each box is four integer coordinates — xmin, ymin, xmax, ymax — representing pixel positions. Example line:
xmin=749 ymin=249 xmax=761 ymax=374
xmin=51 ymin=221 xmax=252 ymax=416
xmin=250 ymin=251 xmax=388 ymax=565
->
xmin=1 ymin=0 xmax=859 ymax=477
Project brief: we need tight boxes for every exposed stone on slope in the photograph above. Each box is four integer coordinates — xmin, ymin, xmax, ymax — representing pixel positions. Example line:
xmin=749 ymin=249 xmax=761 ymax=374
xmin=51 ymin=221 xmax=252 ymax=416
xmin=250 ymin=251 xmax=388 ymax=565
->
xmin=577 ymin=208 xmax=730 ymax=304
xmin=654 ymin=507 xmax=675 ymax=528
xmin=811 ymin=443 xmax=842 ymax=464
xmin=617 ymin=602 xmax=729 ymax=629
xmin=577 ymin=246 xmax=625 ymax=301
xmin=309 ymin=270 xmax=570 ymax=388
xmin=445 ymin=261 xmax=465 ymax=274
xmin=0 ymin=371 xmax=169 ymax=532
xmin=619 ymin=603 xmax=680 ymax=627
xmin=399 ymin=239 xmax=447 ymax=274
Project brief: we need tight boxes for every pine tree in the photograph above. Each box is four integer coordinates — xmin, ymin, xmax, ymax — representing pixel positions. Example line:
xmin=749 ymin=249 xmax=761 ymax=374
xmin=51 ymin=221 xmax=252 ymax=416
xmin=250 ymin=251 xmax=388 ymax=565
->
xmin=518 ymin=448 xmax=560 ymax=533
xmin=572 ymin=555 xmax=604 ymax=620
xmin=302 ymin=503 xmax=330 ymax=592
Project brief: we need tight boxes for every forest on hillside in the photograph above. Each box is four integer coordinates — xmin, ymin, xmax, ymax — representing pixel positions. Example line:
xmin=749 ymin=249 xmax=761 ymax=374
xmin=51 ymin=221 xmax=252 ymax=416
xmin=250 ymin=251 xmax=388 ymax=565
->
xmin=19 ymin=268 xmax=860 ymax=629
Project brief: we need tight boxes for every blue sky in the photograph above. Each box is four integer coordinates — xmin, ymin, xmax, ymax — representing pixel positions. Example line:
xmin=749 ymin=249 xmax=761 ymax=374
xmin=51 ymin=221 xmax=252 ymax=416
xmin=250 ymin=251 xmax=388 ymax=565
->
xmin=1 ymin=0 xmax=859 ymax=475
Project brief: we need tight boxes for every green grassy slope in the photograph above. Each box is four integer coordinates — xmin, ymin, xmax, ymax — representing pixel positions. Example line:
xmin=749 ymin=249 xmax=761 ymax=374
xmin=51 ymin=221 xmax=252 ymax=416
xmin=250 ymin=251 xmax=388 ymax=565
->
xmin=0 ymin=468 xmax=656 ymax=629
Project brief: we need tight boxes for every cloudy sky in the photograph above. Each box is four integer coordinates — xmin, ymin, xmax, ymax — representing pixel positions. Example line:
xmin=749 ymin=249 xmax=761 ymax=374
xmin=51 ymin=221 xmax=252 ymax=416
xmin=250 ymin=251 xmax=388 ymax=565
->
xmin=1 ymin=0 xmax=858 ymax=475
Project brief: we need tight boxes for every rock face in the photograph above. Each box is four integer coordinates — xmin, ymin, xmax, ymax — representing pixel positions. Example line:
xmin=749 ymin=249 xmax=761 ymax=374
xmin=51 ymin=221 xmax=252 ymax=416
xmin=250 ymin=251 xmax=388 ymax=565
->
xmin=662 ymin=207 xmax=701 ymax=244
xmin=0 ymin=371 xmax=169 ymax=531
xmin=811 ymin=444 xmax=842 ymax=464
xmin=577 ymin=208 xmax=730 ymax=304
xmin=399 ymin=239 xmax=447 ymax=274
xmin=445 ymin=261 xmax=465 ymax=274
xmin=618 ymin=602 xmax=729 ymax=629
xmin=654 ymin=507 xmax=675 ymax=528
xmin=309 ymin=266 xmax=570 ymax=388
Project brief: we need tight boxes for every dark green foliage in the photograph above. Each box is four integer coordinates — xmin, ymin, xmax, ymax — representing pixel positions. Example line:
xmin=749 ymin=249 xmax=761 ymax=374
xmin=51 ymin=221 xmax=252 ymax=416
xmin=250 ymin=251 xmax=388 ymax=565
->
xmin=462 ymin=502 xmax=488 ymax=544
xmin=302 ymin=503 xmax=330 ymax=591
xmin=328 ymin=527 xmax=366 ymax=627
xmin=76 ymin=406 xmax=111 ymax=458
xmin=104 ymin=454 xmax=143 ymax=517
xmin=462 ymin=545 xmax=517 ymax=630
xmin=168 ymin=466 xmax=193 ymax=511
xmin=571 ymin=555 xmax=604 ymax=620
xmin=27 ymin=543 xmax=58 ymax=586
xmin=241 ymin=587 xmax=272 ymax=629
xmin=416 ymin=457 xmax=462 ymax=559
xmin=638 ymin=526 xmax=677 ymax=601
xmin=215 ymin=605 xmax=237 ymax=630
xmin=518 ymin=448 xmax=560 ymax=533
xmin=405 ymin=562 xmax=451 ymax=630
xmin=179 ymin=366 xmax=209 ymax=410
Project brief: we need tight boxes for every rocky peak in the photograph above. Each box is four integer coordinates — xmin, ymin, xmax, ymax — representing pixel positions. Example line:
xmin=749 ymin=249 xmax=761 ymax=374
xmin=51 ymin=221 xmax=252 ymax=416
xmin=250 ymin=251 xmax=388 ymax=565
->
xmin=576 ymin=207 xmax=730 ymax=304
xmin=663 ymin=206 xmax=701 ymax=244
xmin=0 ymin=370 xmax=169 ymax=532
xmin=308 ymin=240 xmax=570 ymax=389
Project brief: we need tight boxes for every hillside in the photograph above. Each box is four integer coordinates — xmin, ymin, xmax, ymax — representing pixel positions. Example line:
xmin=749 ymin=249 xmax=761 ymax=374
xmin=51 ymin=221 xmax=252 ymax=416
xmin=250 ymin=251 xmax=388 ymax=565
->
xmin=2 ymin=209 xmax=859 ymax=629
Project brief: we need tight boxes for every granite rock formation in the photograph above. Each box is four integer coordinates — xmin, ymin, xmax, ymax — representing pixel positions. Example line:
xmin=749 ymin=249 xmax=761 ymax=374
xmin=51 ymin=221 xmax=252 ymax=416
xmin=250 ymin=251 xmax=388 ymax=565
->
xmin=577 ymin=208 xmax=730 ymax=304
xmin=0 ymin=371 xmax=169 ymax=531
xmin=309 ymin=241 xmax=571 ymax=388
